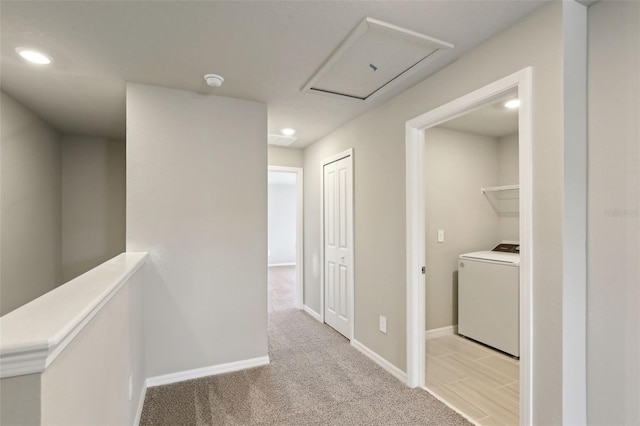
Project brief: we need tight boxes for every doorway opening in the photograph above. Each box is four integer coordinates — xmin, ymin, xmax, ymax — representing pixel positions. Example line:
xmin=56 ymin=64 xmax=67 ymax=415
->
xmin=268 ymin=167 xmax=303 ymax=313
xmin=423 ymin=94 xmax=521 ymax=425
xmin=405 ymin=68 xmax=533 ymax=424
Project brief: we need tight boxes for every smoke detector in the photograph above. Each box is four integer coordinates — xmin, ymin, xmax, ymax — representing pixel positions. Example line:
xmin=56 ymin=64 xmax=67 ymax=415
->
xmin=204 ymin=74 xmax=224 ymax=88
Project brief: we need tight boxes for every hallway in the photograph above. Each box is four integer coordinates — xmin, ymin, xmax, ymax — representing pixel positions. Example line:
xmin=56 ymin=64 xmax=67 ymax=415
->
xmin=139 ymin=267 xmax=470 ymax=425
xmin=268 ymin=266 xmax=297 ymax=313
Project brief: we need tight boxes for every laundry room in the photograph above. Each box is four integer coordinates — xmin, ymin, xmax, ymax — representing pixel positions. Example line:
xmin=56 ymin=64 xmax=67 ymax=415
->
xmin=423 ymin=95 xmax=521 ymax=423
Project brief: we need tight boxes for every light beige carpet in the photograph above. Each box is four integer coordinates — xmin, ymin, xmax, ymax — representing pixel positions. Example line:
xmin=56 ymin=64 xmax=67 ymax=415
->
xmin=268 ymin=266 xmax=298 ymax=313
xmin=139 ymin=267 xmax=470 ymax=425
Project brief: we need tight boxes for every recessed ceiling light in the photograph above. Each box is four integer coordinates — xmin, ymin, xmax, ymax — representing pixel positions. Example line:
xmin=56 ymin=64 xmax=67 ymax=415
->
xmin=504 ymin=99 xmax=521 ymax=109
xmin=281 ymin=128 xmax=296 ymax=136
xmin=15 ymin=47 xmax=52 ymax=65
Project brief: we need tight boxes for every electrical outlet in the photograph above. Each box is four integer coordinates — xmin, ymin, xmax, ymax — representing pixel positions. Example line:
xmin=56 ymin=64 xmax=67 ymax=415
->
xmin=379 ymin=315 xmax=387 ymax=334
xmin=437 ymin=229 xmax=445 ymax=243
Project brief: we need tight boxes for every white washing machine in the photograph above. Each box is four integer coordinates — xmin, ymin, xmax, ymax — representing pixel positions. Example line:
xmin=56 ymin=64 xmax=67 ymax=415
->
xmin=458 ymin=243 xmax=519 ymax=357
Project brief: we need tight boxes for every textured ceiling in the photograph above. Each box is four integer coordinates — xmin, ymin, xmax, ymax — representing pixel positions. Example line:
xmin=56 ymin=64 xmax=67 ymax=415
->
xmin=0 ymin=1 xmax=547 ymax=148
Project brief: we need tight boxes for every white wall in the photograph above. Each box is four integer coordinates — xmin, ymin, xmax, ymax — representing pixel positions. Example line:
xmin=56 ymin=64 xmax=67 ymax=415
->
xmin=0 ymin=92 xmax=127 ymax=315
xmin=0 ymin=374 xmax=41 ymax=425
xmin=497 ymin=133 xmax=519 ymax=242
xmin=126 ymin=84 xmax=268 ymax=378
xmin=587 ymin=2 xmax=639 ymax=424
xmin=268 ymin=146 xmax=303 ymax=168
xmin=40 ymin=263 xmax=146 ymax=426
xmin=62 ymin=135 xmax=126 ymax=282
xmin=268 ymin=178 xmax=297 ymax=266
xmin=0 ymin=91 xmax=62 ymax=316
xmin=303 ymin=3 xmax=565 ymax=422
xmin=0 ymin=253 xmax=146 ymax=426
xmin=424 ymin=127 xmax=500 ymax=330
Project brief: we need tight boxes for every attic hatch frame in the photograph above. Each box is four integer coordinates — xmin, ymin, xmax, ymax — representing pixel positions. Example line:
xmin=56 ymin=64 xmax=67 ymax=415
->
xmin=302 ymin=17 xmax=453 ymax=102
xmin=405 ymin=68 xmax=533 ymax=425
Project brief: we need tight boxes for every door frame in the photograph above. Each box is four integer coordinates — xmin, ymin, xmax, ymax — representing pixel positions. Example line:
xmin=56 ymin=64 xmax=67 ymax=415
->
xmin=405 ymin=68 xmax=533 ymax=424
xmin=268 ymin=165 xmax=304 ymax=309
xmin=320 ymin=149 xmax=354 ymax=340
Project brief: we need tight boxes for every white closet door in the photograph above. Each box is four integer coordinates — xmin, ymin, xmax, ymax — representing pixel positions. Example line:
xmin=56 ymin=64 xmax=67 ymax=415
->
xmin=323 ymin=155 xmax=352 ymax=339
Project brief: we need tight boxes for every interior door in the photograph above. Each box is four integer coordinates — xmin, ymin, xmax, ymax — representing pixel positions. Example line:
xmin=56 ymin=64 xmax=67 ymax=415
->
xmin=323 ymin=155 xmax=352 ymax=339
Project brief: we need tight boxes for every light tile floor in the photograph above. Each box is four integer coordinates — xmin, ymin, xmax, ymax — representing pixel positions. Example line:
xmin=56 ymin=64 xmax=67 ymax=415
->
xmin=425 ymin=335 xmax=519 ymax=425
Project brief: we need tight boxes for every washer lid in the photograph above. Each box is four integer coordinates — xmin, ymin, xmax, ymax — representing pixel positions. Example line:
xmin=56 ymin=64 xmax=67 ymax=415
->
xmin=460 ymin=251 xmax=520 ymax=265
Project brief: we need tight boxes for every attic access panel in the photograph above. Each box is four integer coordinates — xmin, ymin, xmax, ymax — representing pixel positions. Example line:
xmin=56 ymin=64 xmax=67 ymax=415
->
xmin=303 ymin=18 xmax=453 ymax=101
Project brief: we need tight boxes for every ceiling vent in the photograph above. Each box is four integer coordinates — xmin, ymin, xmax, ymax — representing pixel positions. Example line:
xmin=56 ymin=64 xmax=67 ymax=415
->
xmin=268 ymin=134 xmax=297 ymax=147
xmin=303 ymin=18 xmax=453 ymax=102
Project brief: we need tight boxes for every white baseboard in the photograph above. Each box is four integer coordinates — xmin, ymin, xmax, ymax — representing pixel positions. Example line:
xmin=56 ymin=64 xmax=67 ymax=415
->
xmin=302 ymin=305 xmax=322 ymax=322
xmin=351 ymin=339 xmax=407 ymax=383
xmin=425 ymin=325 xmax=458 ymax=340
xmin=133 ymin=382 xmax=147 ymax=426
xmin=145 ymin=355 xmax=270 ymax=388
xmin=268 ymin=262 xmax=296 ymax=267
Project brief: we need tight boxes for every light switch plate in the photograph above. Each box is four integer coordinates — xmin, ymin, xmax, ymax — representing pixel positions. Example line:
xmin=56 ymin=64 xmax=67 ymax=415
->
xmin=379 ymin=316 xmax=387 ymax=333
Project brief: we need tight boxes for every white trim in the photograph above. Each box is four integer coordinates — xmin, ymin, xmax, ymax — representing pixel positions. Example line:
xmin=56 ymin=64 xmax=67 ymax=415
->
xmin=405 ymin=68 xmax=533 ymax=425
xmin=303 ymin=305 xmax=323 ymax=322
xmin=351 ymin=339 xmax=407 ymax=383
xmin=268 ymin=262 xmax=296 ymax=267
xmin=295 ymin=169 xmax=304 ymax=310
xmin=422 ymin=386 xmax=480 ymax=426
xmin=0 ymin=253 xmax=148 ymax=379
xmin=145 ymin=356 xmax=270 ymax=388
xmin=268 ymin=166 xmax=304 ymax=310
xmin=425 ymin=325 xmax=457 ymax=340
xmin=133 ymin=381 xmax=147 ymax=426
xmin=562 ymin=2 xmax=588 ymax=425
xmin=0 ymin=346 xmax=50 ymax=379
xmin=405 ymin=126 xmax=426 ymax=388
xmin=320 ymin=148 xmax=355 ymax=340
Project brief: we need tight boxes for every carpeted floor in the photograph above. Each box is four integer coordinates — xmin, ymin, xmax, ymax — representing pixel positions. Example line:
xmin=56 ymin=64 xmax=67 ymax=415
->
xmin=139 ymin=267 xmax=470 ymax=425
xmin=268 ymin=266 xmax=297 ymax=313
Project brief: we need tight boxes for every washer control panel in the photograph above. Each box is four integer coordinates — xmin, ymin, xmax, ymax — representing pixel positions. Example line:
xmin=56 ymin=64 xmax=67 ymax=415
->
xmin=492 ymin=243 xmax=520 ymax=253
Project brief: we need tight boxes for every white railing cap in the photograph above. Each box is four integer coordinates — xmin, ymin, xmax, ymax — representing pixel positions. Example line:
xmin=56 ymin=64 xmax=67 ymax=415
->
xmin=0 ymin=252 xmax=148 ymax=378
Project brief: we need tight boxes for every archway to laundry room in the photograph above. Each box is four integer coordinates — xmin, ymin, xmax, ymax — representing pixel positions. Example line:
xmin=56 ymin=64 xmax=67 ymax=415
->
xmin=267 ymin=166 xmax=303 ymax=315
xmin=405 ymin=69 xmax=533 ymax=425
